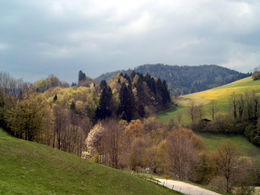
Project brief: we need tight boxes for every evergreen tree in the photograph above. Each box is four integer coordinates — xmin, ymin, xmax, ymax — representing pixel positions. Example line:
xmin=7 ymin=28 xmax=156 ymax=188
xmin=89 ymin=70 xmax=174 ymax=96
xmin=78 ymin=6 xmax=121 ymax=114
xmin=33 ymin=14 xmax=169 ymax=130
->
xmin=100 ymin=80 xmax=107 ymax=90
xmin=78 ymin=70 xmax=86 ymax=83
xmin=95 ymin=80 xmax=112 ymax=120
xmin=162 ymin=80 xmax=171 ymax=105
xmin=137 ymin=104 xmax=145 ymax=118
xmin=70 ymin=101 xmax=76 ymax=111
xmin=117 ymin=83 xmax=135 ymax=122
xmin=155 ymin=79 xmax=171 ymax=107
xmin=134 ymin=74 xmax=146 ymax=117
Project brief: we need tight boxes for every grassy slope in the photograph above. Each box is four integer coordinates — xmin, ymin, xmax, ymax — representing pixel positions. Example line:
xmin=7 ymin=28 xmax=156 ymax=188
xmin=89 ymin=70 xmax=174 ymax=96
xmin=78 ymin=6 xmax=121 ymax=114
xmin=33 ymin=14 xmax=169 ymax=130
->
xmin=0 ymin=129 xmax=179 ymax=195
xmin=158 ymin=77 xmax=260 ymax=124
xmin=196 ymin=132 xmax=260 ymax=159
xmin=157 ymin=77 xmax=260 ymax=159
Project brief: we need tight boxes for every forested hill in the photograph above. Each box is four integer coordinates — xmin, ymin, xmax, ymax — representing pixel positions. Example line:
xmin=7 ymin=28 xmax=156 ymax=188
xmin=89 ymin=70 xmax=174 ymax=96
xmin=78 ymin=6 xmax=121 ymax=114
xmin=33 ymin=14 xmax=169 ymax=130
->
xmin=96 ymin=64 xmax=250 ymax=95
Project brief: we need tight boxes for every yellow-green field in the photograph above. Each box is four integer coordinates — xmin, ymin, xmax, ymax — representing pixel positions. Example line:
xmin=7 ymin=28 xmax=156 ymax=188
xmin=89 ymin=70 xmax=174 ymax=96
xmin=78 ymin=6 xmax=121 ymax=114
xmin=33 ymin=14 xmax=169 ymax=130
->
xmin=158 ymin=77 xmax=260 ymax=124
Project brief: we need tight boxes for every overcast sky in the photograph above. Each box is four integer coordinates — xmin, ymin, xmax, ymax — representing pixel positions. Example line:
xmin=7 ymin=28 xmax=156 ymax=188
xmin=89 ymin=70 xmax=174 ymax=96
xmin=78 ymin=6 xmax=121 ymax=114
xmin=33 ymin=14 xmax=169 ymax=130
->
xmin=0 ymin=0 xmax=260 ymax=82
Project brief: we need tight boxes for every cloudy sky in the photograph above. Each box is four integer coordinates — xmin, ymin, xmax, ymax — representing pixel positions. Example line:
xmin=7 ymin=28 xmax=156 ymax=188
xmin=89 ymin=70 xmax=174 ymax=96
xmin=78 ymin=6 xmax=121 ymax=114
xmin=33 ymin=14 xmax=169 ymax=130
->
xmin=0 ymin=0 xmax=260 ymax=82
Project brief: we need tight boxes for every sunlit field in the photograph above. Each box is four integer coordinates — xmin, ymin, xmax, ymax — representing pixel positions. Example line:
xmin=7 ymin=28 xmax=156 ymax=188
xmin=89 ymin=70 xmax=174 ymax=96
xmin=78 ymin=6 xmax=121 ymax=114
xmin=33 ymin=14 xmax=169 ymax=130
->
xmin=157 ymin=77 xmax=260 ymax=124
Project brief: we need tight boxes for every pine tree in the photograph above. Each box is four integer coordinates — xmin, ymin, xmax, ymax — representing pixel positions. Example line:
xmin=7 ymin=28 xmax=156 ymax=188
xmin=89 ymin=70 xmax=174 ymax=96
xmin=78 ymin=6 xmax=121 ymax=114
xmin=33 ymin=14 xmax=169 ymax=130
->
xmin=78 ymin=70 xmax=86 ymax=83
xmin=95 ymin=80 xmax=112 ymax=120
xmin=162 ymin=80 xmax=171 ymax=105
xmin=117 ymin=83 xmax=135 ymax=121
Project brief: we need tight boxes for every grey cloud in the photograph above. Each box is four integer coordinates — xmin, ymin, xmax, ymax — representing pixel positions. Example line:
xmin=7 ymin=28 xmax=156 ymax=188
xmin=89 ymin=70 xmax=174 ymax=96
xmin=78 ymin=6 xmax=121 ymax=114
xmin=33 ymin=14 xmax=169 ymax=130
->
xmin=0 ymin=0 xmax=259 ymax=82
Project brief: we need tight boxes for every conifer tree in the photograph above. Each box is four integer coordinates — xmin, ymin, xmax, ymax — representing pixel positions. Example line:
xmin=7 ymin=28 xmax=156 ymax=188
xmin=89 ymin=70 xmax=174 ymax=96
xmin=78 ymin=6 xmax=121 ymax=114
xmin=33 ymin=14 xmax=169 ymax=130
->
xmin=117 ymin=83 xmax=135 ymax=121
xmin=78 ymin=70 xmax=86 ymax=83
xmin=95 ymin=80 xmax=112 ymax=120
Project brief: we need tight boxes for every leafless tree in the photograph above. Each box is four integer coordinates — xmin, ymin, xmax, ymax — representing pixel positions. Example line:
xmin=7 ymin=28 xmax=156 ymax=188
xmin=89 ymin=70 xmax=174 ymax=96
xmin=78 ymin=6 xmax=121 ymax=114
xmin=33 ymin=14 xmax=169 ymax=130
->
xmin=197 ymin=104 xmax=204 ymax=120
xmin=99 ymin=119 xmax=124 ymax=168
xmin=53 ymin=105 xmax=70 ymax=149
xmin=188 ymin=100 xmax=196 ymax=123
xmin=166 ymin=128 xmax=203 ymax=180
xmin=210 ymin=100 xmax=217 ymax=120
xmin=216 ymin=141 xmax=239 ymax=193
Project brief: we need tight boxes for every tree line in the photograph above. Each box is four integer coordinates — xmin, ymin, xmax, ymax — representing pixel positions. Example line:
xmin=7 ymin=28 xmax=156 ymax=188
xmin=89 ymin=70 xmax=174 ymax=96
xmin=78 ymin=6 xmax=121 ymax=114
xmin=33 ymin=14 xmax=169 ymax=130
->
xmin=0 ymin=70 xmax=172 ymax=156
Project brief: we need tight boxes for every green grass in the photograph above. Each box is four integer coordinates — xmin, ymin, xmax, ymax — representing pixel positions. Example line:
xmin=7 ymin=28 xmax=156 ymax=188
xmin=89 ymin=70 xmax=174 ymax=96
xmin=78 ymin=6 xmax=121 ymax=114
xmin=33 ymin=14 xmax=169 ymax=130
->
xmin=0 ymin=129 xmax=179 ymax=195
xmin=157 ymin=76 xmax=260 ymax=124
xmin=196 ymin=132 xmax=260 ymax=159
xmin=157 ymin=76 xmax=260 ymax=161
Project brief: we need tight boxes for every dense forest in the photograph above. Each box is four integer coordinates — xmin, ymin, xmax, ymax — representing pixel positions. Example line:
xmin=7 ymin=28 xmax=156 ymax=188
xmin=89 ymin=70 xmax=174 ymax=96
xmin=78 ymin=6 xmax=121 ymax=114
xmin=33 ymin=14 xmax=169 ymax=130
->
xmin=96 ymin=64 xmax=250 ymax=95
xmin=0 ymin=70 xmax=171 ymax=155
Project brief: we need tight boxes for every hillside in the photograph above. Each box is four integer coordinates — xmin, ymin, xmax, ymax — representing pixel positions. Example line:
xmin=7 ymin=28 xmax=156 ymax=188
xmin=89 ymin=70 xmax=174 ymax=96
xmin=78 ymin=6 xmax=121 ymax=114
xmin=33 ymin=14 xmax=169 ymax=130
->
xmin=96 ymin=64 xmax=249 ymax=95
xmin=197 ymin=132 xmax=260 ymax=160
xmin=157 ymin=76 xmax=260 ymax=124
xmin=157 ymin=76 xmax=260 ymax=161
xmin=0 ymin=129 xmax=178 ymax=195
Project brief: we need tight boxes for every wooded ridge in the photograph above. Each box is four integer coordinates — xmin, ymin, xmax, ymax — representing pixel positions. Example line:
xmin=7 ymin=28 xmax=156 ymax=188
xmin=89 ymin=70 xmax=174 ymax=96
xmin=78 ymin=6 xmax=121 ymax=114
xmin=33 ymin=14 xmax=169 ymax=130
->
xmin=96 ymin=64 xmax=250 ymax=95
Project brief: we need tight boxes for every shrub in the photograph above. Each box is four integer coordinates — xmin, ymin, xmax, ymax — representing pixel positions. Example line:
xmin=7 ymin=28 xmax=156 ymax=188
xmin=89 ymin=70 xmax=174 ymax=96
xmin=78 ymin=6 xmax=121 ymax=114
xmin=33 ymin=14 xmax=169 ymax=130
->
xmin=252 ymin=72 xmax=260 ymax=80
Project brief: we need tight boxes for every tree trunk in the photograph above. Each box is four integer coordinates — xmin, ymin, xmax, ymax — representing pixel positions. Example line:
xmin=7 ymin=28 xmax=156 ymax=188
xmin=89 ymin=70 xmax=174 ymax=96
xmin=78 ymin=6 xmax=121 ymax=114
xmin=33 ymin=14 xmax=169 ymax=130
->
xmin=226 ymin=176 xmax=230 ymax=193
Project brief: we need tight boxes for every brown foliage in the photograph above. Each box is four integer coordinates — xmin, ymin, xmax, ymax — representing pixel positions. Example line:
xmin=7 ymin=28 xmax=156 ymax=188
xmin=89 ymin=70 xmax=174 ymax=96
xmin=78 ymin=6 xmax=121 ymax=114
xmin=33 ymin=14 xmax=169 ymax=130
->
xmin=166 ymin=128 xmax=203 ymax=180
xmin=125 ymin=119 xmax=145 ymax=138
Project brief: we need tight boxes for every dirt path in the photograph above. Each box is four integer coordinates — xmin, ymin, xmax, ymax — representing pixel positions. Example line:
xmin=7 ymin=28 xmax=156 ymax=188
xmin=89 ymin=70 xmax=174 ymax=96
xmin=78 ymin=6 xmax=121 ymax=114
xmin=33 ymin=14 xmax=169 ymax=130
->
xmin=154 ymin=178 xmax=221 ymax=195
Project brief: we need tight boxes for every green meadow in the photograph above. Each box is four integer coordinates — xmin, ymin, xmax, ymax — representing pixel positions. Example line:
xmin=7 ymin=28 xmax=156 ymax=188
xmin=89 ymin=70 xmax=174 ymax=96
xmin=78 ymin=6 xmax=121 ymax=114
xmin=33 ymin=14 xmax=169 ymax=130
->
xmin=196 ymin=132 xmax=260 ymax=159
xmin=0 ymin=129 xmax=178 ymax=195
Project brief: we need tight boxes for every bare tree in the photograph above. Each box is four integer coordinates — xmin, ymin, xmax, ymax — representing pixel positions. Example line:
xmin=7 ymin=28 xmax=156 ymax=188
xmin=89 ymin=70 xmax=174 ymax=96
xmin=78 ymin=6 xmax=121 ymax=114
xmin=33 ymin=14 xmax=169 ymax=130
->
xmin=98 ymin=120 xmax=124 ymax=168
xmin=53 ymin=105 xmax=70 ymax=149
xmin=61 ymin=124 xmax=85 ymax=156
xmin=197 ymin=104 xmax=204 ymax=120
xmin=103 ymin=120 xmax=121 ymax=168
xmin=216 ymin=141 xmax=239 ymax=193
xmin=188 ymin=100 xmax=196 ymax=123
xmin=210 ymin=100 xmax=217 ymax=120
xmin=166 ymin=128 xmax=203 ymax=180
xmin=0 ymin=72 xmax=25 ymax=97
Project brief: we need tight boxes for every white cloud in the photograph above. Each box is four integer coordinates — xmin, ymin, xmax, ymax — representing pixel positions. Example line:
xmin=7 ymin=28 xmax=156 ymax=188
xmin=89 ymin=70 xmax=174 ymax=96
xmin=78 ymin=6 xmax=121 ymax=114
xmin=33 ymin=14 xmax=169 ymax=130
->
xmin=223 ymin=43 xmax=260 ymax=72
xmin=119 ymin=12 xmax=158 ymax=35
xmin=0 ymin=43 xmax=9 ymax=51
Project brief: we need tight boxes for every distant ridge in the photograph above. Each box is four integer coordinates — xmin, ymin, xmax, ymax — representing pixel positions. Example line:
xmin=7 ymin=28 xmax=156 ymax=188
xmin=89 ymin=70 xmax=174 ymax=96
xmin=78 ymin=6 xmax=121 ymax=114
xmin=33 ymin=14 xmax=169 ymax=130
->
xmin=95 ymin=64 xmax=250 ymax=95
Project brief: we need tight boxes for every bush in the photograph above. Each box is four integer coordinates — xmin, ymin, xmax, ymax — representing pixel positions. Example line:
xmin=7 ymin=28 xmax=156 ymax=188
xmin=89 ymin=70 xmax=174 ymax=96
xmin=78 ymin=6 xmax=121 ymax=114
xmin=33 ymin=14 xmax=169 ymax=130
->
xmin=245 ymin=128 xmax=260 ymax=146
xmin=208 ymin=176 xmax=226 ymax=192
xmin=252 ymin=72 xmax=260 ymax=80
xmin=192 ymin=114 xmax=245 ymax=134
